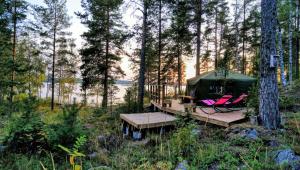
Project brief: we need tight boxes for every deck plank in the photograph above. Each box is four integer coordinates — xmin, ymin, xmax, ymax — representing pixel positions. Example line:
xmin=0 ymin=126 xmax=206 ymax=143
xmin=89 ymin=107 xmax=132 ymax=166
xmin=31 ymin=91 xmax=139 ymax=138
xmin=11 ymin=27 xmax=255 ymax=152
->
xmin=120 ymin=112 xmax=177 ymax=129
xmin=151 ymin=100 xmax=247 ymax=127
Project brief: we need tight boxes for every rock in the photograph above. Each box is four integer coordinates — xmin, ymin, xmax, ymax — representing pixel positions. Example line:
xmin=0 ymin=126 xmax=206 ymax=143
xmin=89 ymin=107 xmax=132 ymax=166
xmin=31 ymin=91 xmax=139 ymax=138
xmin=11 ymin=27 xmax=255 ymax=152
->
xmin=227 ymin=127 xmax=260 ymax=140
xmin=192 ymin=128 xmax=202 ymax=137
xmin=175 ymin=160 xmax=188 ymax=170
xmin=0 ymin=145 xmax=7 ymax=153
xmin=246 ymin=129 xmax=258 ymax=140
xmin=88 ymin=152 xmax=98 ymax=159
xmin=208 ymin=162 xmax=219 ymax=170
xmin=268 ymin=140 xmax=280 ymax=147
xmin=240 ymin=129 xmax=259 ymax=140
xmin=273 ymin=149 xmax=300 ymax=169
xmin=98 ymin=135 xmax=106 ymax=144
xmin=231 ymin=128 xmax=242 ymax=134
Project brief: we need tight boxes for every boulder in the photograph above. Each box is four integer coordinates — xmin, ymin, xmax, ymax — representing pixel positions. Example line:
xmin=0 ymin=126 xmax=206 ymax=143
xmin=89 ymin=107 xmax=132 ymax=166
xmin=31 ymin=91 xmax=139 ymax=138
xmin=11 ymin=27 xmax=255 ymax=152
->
xmin=227 ymin=128 xmax=259 ymax=140
xmin=175 ymin=160 xmax=188 ymax=170
xmin=273 ymin=149 xmax=300 ymax=170
xmin=192 ymin=128 xmax=202 ymax=138
xmin=0 ymin=145 xmax=7 ymax=153
xmin=88 ymin=152 xmax=98 ymax=159
xmin=241 ymin=129 xmax=258 ymax=140
xmin=268 ymin=140 xmax=280 ymax=147
xmin=98 ymin=135 xmax=107 ymax=145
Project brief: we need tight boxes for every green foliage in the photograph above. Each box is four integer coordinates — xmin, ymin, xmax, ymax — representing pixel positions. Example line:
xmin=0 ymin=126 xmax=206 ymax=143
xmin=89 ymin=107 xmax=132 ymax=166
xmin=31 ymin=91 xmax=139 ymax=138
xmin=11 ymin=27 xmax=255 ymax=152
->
xmin=93 ymin=107 xmax=108 ymax=116
xmin=46 ymin=105 xmax=87 ymax=150
xmin=58 ymin=135 xmax=86 ymax=157
xmin=279 ymin=95 xmax=295 ymax=110
xmin=246 ymin=84 xmax=259 ymax=116
xmin=4 ymin=97 xmax=48 ymax=154
xmin=170 ymin=123 xmax=198 ymax=160
xmin=121 ymin=86 xmax=139 ymax=113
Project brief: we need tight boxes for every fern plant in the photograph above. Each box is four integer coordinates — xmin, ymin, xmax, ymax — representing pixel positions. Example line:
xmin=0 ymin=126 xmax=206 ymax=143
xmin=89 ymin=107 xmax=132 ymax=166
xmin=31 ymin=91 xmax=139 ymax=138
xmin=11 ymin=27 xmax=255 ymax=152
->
xmin=58 ymin=135 xmax=87 ymax=170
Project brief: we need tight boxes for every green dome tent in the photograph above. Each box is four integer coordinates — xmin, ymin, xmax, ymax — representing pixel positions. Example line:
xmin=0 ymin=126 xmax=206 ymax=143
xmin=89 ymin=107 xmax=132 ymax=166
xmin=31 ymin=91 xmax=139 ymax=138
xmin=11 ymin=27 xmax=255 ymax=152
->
xmin=186 ymin=70 xmax=256 ymax=100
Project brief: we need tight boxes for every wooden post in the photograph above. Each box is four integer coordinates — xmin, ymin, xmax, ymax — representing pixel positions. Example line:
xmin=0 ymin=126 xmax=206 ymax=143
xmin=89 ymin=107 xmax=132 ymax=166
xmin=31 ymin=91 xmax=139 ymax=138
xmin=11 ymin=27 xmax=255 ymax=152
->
xmin=162 ymin=83 xmax=165 ymax=104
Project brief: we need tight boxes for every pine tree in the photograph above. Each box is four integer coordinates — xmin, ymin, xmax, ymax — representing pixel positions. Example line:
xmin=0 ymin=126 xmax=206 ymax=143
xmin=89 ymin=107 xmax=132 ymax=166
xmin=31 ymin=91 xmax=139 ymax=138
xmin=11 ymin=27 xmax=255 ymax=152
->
xmin=167 ymin=0 xmax=192 ymax=96
xmin=260 ymin=0 xmax=280 ymax=129
xmin=137 ymin=0 xmax=149 ymax=111
xmin=288 ymin=0 xmax=293 ymax=84
xmin=34 ymin=0 xmax=71 ymax=110
xmin=0 ymin=0 xmax=12 ymax=102
xmin=78 ymin=0 xmax=126 ymax=109
xmin=192 ymin=0 xmax=203 ymax=76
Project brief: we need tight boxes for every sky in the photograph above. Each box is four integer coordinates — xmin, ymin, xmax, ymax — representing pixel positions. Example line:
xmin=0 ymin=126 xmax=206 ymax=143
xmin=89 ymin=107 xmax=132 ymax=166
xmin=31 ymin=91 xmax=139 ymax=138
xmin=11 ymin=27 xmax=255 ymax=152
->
xmin=26 ymin=0 xmax=237 ymax=81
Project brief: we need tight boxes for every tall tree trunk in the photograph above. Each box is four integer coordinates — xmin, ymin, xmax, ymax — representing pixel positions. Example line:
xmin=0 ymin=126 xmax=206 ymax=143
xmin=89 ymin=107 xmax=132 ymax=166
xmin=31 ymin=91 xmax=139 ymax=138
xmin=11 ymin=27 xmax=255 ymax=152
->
xmin=260 ymin=0 xmax=280 ymax=129
xmin=242 ymin=0 xmax=246 ymax=74
xmin=214 ymin=8 xmax=218 ymax=70
xmin=102 ymin=7 xmax=110 ymax=109
xmin=296 ymin=0 xmax=300 ymax=79
xmin=158 ymin=0 xmax=162 ymax=103
xmin=234 ymin=0 xmax=240 ymax=72
xmin=138 ymin=1 xmax=148 ymax=111
xmin=288 ymin=0 xmax=293 ymax=84
xmin=51 ymin=9 xmax=57 ymax=111
xmin=177 ymin=49 xmax=181 ymax=96
xmin=10 ymin=0 xmax=17 ymax=107
xmin=218 ymin=24 xmax=223 ymax=62
xmin=195 ymin=0 xmax=202 ymax=76
xmin=278 ymin=26 xmax=287 ymax=87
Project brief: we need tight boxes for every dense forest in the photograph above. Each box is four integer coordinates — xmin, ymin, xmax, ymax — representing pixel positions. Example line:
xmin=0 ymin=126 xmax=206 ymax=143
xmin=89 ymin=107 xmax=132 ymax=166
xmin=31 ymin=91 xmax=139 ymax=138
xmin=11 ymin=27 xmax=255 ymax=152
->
xmin=0 ymin=0 xmax=300 ymax=169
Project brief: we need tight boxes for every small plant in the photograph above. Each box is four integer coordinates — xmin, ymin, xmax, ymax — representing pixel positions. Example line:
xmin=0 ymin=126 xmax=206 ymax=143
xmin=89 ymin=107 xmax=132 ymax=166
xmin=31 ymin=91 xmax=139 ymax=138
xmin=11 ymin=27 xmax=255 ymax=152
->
xmin=46 ymin=104 xmax=87 ymax=150
xmin=58 ymin=135 xmax=87 ymax=170
xmin=246 ymin=84 xmax=259 ymax=115
xmin=4 ymin=97 xmax=48 ymax=154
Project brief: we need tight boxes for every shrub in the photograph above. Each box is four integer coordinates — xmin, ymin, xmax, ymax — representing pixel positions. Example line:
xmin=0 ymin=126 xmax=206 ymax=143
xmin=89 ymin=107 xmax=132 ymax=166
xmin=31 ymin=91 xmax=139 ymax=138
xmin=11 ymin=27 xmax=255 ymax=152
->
xmin=3 ymin=97 xmax=48 ymax=154
xmin=246 ymin=84 xmax=259 ymax=115
xmin=170 ymin=123 xmax=198 ymax=160
xmin=46 ymin=105 xmax=88 ymax=151
xmin=279 ymin=95 xmax=295 ymax=110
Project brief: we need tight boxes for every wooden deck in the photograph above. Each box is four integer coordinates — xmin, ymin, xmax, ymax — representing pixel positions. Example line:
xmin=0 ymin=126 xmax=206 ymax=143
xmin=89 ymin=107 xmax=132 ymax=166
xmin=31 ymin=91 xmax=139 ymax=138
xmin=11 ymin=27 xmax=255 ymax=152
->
xmin=120 ymin=112 xmax=177 ymax=129
xmin=151 ymin=99 xmax=247 ymax=127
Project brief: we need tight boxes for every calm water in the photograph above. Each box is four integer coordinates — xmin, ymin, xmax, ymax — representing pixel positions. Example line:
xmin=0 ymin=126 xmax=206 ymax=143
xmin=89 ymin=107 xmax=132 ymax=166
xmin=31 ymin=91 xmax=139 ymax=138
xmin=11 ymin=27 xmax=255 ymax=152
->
xmin=40 ymin=82 xmax=131 ymax=106
xmin=39 ymin=83 xmax=185 ymax=106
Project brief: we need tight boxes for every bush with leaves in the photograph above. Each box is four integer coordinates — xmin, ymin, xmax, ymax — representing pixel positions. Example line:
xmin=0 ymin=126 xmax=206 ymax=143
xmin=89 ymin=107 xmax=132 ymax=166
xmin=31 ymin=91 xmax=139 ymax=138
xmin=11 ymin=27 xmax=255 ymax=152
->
xmin=4 ymin=97 xmax=48 ymax=154
xmin=170 ymin=123 xmax=198 ymax=161
xmin=246 ymin=84 xmax=259 ymax=115
xmin=58 ymin=135 xmax=87 ymax=170
xmin=46 ymin=105 xmax=88 ymax=150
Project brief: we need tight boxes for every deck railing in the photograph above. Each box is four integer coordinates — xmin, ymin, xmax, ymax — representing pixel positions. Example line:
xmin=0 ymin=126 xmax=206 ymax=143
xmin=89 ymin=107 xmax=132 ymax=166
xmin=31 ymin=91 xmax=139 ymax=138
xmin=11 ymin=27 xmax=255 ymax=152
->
xmin=149 ymin=84 xmax=167 ymax=103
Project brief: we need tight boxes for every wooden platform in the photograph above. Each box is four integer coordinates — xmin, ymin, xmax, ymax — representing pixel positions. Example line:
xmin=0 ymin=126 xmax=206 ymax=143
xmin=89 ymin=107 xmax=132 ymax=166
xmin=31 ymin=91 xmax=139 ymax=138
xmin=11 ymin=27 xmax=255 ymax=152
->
xmin=151 ymin=100 xmax=247 ymax=127
xmin=120 ymin=112 xmax=177 ymax=129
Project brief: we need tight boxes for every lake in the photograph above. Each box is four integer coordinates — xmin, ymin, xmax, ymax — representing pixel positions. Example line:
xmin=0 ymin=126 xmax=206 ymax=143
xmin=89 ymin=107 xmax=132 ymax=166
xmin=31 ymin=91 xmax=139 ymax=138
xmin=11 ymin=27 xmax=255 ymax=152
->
xmin=39 ymin=82 xmax=185 ymax=106
xmin=40 ymin=82 xmax=131 ymax=106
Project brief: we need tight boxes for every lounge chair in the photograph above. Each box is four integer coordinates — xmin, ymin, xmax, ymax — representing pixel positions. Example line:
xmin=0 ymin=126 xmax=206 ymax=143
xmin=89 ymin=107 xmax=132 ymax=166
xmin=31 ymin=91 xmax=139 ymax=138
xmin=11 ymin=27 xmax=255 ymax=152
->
xmin=199 ymin=95 xmax=233 ymax=114
xmin=199 ymin=94 xmax=248 ymax=114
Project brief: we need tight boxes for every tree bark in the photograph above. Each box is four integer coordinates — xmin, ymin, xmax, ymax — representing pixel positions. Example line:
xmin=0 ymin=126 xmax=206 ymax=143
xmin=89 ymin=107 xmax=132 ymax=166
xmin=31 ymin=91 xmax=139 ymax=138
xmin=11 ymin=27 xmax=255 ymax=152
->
xmin=214 ymin=7 xmax=218 ymax=70
xmin=260 ymin=0 xmax=280 ymax=129
xmin=158 ymin=0 xmax=162 ymax=102
xmin=296 ymin=0 xmax=300 ymax=79
xmin=138 ymin=0 xmax=148 ymax=112
xmin=102 ymin=6 xmax=110 ymax=109
xmin=51 ymin=8 xmax=57 ymax=111
xmin=195 ymin=0 xmax=202 ymax=76
xmin=10 ymin=0 xmax=17 ymax=107
xmin=234 ymin=0 xmax=240 ymax=72
xmin=278 ymin=26 xmax=287 ymax=87
xmin=242 ymin=0 xmax=246 ymax=74
xmin=288 ymin=0 xmax=293 ymax=84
